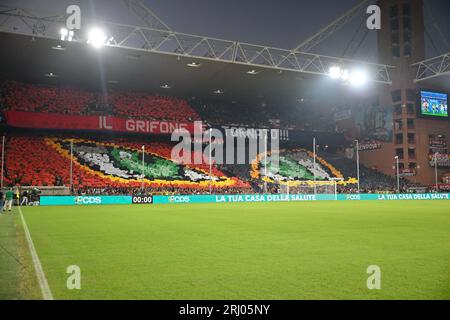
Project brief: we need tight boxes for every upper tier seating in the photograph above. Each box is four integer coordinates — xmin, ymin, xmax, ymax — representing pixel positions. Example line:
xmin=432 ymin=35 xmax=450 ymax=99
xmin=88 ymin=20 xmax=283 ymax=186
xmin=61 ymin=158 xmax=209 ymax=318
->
xmin=3 ymin=81 xmax=95 ymax=115
xmin=2 ymin=81 xmax=201 ymax=122
xmin=190 ymin=99 xmax=271 ymax=128
xmin=106 ymin=91 xmax=201 ymax=122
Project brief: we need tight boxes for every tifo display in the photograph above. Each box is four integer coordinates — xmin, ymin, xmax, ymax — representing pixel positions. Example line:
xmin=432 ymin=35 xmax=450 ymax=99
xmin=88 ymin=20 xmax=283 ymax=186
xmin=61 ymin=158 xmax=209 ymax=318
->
xmin=2 ymin=0 xmax=450 ymax=303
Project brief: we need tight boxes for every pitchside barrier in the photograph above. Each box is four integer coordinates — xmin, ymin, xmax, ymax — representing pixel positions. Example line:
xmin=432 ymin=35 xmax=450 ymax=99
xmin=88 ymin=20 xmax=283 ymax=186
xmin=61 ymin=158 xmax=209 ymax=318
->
xmin=38 ymin=193 xmax=450 ymax=206
xmin=39 ymin=195 xmax=132 ymax=206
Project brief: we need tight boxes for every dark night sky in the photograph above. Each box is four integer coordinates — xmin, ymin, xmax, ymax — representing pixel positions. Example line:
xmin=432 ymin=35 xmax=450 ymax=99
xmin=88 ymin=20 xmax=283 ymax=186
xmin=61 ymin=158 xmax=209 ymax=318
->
xmin=2 ymin=0 xmax=450 ymax=60
xmin=146 ymin=0 xmax=365 ymax=47
xmin=147 ymin=0 xmax=450 ymax=57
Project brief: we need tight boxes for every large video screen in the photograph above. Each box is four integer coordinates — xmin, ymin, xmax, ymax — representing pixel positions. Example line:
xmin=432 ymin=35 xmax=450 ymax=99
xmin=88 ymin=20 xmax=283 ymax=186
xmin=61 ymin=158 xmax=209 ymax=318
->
xmin=420 ymin=90 xmax=448 ymax=118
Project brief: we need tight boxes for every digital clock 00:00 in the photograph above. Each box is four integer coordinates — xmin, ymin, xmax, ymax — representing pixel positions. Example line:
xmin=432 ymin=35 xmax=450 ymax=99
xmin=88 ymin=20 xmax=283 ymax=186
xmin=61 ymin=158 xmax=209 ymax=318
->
xmin=132 ymin=196 xmax=153 ymax=204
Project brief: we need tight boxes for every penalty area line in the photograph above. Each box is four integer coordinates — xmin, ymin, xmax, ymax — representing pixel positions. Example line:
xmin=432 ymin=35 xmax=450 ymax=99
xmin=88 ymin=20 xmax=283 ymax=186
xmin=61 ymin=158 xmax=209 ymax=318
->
xmin=18 ymin=206 xmax=54 ymax=300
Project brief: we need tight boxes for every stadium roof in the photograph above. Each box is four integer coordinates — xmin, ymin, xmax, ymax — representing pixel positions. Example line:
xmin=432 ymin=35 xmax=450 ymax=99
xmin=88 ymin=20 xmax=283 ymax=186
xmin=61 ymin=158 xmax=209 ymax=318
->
xmin=0 ymin=31 xmax=390 ymax=110
xmin=413 ymin=53 xmax=450 ymax=92
xmin=1 ymin=1 xmax=449 ymax=112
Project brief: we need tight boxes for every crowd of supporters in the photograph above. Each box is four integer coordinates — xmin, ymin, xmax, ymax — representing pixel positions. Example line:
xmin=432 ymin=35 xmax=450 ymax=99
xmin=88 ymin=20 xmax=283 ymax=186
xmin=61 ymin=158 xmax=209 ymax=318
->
xmin=0 ymin=81 xmax=434 ymax=196
xmin=4 ymin=135 xmax=100 ymax=187
xmin=189 ymin=97 xmax=337 ymax=133
xmin=1 ymin=81 xmax=337 ymax=132
xmin=4 ymin=82 xmax=95 ymax=115
xmin=73 ymin=182 xmax=428 ymax=196
xmin=317 ymin=150 xmax=424 ymax=192
xmin=1 ymin=81 xmax=201 ymax=122
xmin=1 ymin=133 xmax=429 ymax=196
xmin=190 ymin=99 xmax=272 ymax=128
xmin=107 ymin=91 xmax=201 ymax=122
xmin=75 ymin=186 xmax=254 ymax=196
xmin=2 ymin=134 xmax=252 ymax=192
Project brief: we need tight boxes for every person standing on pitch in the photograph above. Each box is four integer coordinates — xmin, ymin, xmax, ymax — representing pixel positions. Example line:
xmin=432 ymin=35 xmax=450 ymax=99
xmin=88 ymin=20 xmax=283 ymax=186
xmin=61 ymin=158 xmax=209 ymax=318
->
xmin=21 ymin=190 xmax=28 ymax=206
xmin=3 ymin=188 xmax=14 ymax=212
xmin=0 ymin=190 xmax=3 ymax=215
xmin=15 ymin=187 xmax=20 ymax=206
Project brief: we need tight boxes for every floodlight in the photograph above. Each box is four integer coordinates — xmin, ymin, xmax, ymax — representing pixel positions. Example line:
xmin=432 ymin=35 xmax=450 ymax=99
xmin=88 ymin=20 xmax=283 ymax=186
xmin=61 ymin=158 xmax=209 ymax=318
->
xmin=328 ymin=66 xmax=342 ymax=79
xmin=87 ymin=28 xmax=107 ymax=48
xmin=68 ymin=30 xmax=74 ymax=41
xmin=60 ymin=28 xmax=74 ymax=41
xmin=349 ymin=69 xmax=369 ymax=87
xmin=341 ymin=69 xmax=349 ymax=81
xmin=60 ymin=28 xmax=68 ymax=40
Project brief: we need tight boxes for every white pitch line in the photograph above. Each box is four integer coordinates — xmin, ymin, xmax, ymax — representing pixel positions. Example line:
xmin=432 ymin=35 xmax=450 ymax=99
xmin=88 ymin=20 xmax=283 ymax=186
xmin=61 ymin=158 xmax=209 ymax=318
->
xmin=18 ymin=206 xmax=54 ymax=300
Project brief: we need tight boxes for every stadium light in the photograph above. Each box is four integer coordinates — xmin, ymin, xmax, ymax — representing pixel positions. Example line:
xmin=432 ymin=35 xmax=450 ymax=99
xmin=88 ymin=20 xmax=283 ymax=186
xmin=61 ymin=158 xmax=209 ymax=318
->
xmin=87 ymin=27 xmax=107 ymax=48
xmin=328 ymin=66 xmax=351 ymax=81
xmin=52 ymin=44 xmax=64 ymax=50
xmin=247 ymin=69 xmax=259 ymax=75
xmin=329 ymin=66 xmax=368 ymax=87
xmin=349 ymin=69 xmax=369 ymax=87
xmin=328 ymin=66 xmax=342 ymax=79
xmin=341 ymin=69 xmax=349 ymax=81
xmin=187 ymin=62 xmax=201 ymax=68
xmin=60 ymin=28 xmax=74 ymax=41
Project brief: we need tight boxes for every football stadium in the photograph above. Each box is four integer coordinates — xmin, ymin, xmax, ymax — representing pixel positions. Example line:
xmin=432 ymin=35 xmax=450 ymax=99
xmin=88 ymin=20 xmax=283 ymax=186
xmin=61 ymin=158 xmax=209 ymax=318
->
xmin=0 ymin=0 xmax=450 ymax=304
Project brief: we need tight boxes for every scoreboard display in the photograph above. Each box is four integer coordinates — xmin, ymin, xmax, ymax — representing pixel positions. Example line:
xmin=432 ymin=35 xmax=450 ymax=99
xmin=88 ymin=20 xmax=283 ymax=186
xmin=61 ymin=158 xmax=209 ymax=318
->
xmin=420 ymin=90 xmax=448 ymax=119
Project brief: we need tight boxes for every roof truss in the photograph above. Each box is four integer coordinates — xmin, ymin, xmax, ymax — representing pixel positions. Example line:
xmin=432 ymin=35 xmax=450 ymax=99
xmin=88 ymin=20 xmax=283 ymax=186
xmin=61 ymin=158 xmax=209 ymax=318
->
xmin=0 ymin=4 xmax=393 ymax=85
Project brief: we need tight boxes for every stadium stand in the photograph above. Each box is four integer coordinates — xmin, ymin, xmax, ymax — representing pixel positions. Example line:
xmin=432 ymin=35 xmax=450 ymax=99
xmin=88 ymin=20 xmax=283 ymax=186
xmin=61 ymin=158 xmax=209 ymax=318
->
xmin=108 ymin=91 xmax=201 ymax=122
xmin=1 ymin=81 xmax=201 ymax=122
xmin=0 ymin=132 xmax=425 ymax=194
xmin=191 ymin=99 xmax=271 ymax=128
xmin=190 ymin=98 xmax=336 ymax=132
xmin=2 ymin=134 xmax=251 ymax=194
xmin=3 ymin=81 xmax=95 ymax=115
xmin=317 ymin=150 xmax=423 ymax=193
xmin=0 ymin=81 xmax=427 ymax=194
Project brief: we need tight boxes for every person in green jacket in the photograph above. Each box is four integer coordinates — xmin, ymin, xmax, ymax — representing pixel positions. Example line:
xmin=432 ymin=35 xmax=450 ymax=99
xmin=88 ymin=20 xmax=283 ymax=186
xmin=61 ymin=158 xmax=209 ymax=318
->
xmin=3 ymin=188 xmax=14 ymax=212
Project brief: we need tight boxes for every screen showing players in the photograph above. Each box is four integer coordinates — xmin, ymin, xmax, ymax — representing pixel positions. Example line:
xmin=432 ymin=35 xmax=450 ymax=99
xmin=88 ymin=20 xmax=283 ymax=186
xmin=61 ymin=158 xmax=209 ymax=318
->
xmin=420 ymin=90 xmax=448 ymax=118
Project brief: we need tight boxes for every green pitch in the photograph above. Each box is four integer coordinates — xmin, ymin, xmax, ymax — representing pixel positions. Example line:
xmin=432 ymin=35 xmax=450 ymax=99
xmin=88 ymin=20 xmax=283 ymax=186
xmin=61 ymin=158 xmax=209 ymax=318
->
xmin=3 ymin=200 xmax=450 ymax=300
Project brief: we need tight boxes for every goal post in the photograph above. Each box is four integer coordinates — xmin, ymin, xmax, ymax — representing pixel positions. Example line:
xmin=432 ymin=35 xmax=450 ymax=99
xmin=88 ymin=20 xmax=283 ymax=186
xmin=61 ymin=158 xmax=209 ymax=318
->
xmin=279 ymin=180 xmax=338 ymax=200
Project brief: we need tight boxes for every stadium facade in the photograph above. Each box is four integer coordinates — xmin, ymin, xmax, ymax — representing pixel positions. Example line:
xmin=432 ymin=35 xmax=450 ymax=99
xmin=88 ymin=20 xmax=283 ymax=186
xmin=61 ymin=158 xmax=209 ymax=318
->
xmin=337 ymin=0 xmax=450 ymax=186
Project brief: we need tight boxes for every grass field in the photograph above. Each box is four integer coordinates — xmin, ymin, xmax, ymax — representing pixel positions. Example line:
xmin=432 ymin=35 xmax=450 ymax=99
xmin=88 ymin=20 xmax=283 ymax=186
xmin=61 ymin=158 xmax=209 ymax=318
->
xmin=2 ymin=200 xmax=450 ymax=300
xmin=0 ymin=210 xmax=41 ymax=300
